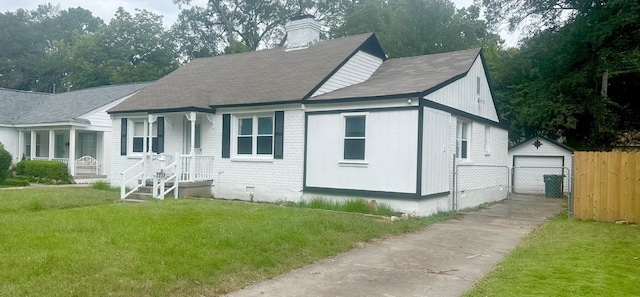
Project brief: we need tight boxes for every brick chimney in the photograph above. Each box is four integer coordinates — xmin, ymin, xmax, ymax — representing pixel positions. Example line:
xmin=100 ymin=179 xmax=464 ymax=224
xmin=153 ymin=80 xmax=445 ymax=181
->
xmin=285 ymin=15 xmax=321 ymax=50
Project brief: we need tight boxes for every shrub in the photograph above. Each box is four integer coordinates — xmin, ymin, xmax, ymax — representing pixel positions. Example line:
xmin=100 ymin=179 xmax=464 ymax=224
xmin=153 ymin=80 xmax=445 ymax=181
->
xmin=16 ymin=160 xmax=73 ymax=184
xmin=0 ymin=144 xmax=12 ymax=182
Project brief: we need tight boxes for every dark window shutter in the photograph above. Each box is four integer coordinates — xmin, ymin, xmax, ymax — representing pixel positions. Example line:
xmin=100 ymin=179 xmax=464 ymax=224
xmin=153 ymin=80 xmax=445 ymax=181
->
xmin=120 ymin=118 xmax=127 ymax=156
xmin=157 ymin=117 xmax=164 ymax=153
xmin=222 ymin=114 xmax=230 ymax=158
xmin=274 ymin=111 xmax=284 ymax=159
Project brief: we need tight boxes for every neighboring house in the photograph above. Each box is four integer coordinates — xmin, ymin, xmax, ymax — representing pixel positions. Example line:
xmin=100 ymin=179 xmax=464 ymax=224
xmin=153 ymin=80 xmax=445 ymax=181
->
xmin=0 ymin=82 xmax=151 ymax=181
xmin=108 ymin=16 xmax=509 ymax=215
xmin=508 ymin=136 xmax=574 ymax=194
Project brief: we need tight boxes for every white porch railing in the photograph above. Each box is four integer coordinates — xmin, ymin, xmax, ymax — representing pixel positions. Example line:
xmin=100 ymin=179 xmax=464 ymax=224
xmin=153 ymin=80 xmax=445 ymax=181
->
xmin=153 ymin=156 xmax=179 ymax=200
xmin=120 ymin=152 xmax=215 ymax=199
xmin=121 ymin=158 xmax=145 ymax=199
xmin=30 ymin=156 xmax=70 ymax=166
xmin=177 ymin=154 xmax=216 ymax=182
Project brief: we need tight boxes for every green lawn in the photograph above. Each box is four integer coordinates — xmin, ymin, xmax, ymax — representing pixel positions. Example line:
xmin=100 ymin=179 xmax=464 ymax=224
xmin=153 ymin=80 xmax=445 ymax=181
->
xmin=0 ymin=187 xmax=452 ymax=296
xmin=464 ymin=215 xmax=640 ymax=297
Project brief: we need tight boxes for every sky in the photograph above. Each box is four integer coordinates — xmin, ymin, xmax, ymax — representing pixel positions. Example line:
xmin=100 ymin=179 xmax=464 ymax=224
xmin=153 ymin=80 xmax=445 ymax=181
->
xmin=0 ymin=0 xmax=517 ymax=46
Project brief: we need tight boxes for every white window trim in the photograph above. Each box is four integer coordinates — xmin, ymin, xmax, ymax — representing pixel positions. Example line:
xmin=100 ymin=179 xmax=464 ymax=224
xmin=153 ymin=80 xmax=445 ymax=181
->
xmin=484 ymin=125 xmax=491 ymax=156
xmin=456 ymin=119 xmax=471 ymax=161
xmin=231 ymin=113 xmax=274 ymax=162
xmin=340 ymin=112 xmax=369 ymax=166
xmin=127 ymin=118 xmax=157 ymax=157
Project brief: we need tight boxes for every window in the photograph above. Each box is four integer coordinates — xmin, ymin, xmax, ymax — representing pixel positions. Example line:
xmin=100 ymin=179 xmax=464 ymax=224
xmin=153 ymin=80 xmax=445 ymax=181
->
xmin=79 ymin=132 xmax=97 ymax=158
xmin=236 ymin=115 xmax=273 ymax=156
xmin=344 ymin=115 xmax=366 ymax=160
xmin=131 ymin=120 xmax=158 ymax=153
xmin=484 ymin=125 xmax=491 ymax=155
xmin=476 ymin=76 xmax=481 ymax=95
xmin=456 ymin=120 xmax=470 ymax=159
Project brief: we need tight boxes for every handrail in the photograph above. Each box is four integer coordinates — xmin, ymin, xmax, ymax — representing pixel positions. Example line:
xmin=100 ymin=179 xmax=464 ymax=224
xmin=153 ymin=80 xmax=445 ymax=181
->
xmin=121 ymin=159 xmax=145 ymax=199
xmin=153 ymin=153 xmax=179 ymax=199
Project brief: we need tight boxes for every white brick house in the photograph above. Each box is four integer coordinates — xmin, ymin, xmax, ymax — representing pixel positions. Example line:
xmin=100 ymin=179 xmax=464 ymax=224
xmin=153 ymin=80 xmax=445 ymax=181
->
xmin=108 ymin=16 xmax=509 ymax=215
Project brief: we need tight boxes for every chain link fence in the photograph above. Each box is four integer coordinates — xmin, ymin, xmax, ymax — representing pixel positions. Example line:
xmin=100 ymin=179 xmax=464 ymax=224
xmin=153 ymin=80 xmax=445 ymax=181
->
xmin=454 ymin=165 xmax=571 ymax=220
xmin=454 ymin=165 xmax=510 ymax=217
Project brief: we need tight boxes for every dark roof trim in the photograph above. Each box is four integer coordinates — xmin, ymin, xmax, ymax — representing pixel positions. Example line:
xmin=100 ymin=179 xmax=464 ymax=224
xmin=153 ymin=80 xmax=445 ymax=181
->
xmin=419 ymin=73 xmax=467 ymax=97
xmin=108 ymin=106 xmax=215 ymax=115
xmin=509 ymin=135 xmax=575 ymax=152
xmin=305 ymin=105 xmax=418 ymax=116
xmin=302 ymin=33 xmax=386 ymax=100
xmin=305 ymin=93 xmax=421 ymax=104
xmin=478 ymin=50 xmax=504 ymax=122
xmin=210 ymin=99 xmax=302 ymax=109
xmin=423 ymin=99 xmax=510 ymax=130
xmin=303 ymin=186 xmax=418 ymax=200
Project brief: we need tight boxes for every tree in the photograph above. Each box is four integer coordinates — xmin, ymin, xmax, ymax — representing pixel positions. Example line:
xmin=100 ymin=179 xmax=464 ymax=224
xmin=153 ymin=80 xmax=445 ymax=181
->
xmin=63 ymin=8 xmax=179 ymax=89
xmin=172 ymin=0 xmax=293 ymax=57
xmin=331 ymin=0 xmax=501 ymax=58
xmin=0 ymin=5 xmax=103 ymax=92
xmin=484 ymin=0 xmax=640 ymax=148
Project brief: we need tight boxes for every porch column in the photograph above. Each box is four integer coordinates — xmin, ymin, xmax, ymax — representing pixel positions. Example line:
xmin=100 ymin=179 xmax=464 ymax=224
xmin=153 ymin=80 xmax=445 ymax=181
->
xmin=17 ymin=131 xmax=23 ymax=162
xmin=68 ymin=128 xmax=76 ymax=176
xmin=147 ymin=114 xmax=157 ymax=154
xmin=186 ymin=112 xmax=197 ymax=181
xmin=48 ymin=130 xmax=55 ymax=160
xmin=30 ymin=130 xmax=36 ymax=158
xmin=188 ymin=112 xmax=196 ymax=154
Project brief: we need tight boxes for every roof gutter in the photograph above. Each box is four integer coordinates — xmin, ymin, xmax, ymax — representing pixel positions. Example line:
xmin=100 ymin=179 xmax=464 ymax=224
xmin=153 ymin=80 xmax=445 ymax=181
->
xmin=108 ymin=106 xmax=216 ymax=115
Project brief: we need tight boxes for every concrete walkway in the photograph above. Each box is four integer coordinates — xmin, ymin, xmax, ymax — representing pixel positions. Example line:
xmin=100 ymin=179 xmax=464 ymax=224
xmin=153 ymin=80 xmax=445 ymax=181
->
xmin=226 ymin=203 xmax=565 ymax=297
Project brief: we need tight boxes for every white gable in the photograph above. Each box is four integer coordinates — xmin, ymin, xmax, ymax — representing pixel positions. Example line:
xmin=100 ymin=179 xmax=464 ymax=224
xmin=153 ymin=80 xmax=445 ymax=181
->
xmin=423 ymin=56 xmax=499 ymax=122
xmin=311 ymin=51 xmax=383 ymax=97
xmin=509 ymin=138 xmax=573 ymax=157
xmin=79 ymin=93 xmax=138 ymax=129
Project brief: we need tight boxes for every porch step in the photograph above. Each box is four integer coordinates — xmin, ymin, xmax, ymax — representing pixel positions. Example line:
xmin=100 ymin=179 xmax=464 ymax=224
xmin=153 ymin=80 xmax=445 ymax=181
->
xmin=127 ymin=192 xmax=154 ymax=201
xmin=125 ymin=185 xmax=175 ymax=200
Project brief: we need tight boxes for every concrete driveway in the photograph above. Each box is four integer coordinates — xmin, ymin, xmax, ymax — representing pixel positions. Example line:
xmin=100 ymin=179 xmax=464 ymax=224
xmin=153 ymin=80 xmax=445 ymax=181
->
xmin=226 ymin=200 xmax=565 ymax=297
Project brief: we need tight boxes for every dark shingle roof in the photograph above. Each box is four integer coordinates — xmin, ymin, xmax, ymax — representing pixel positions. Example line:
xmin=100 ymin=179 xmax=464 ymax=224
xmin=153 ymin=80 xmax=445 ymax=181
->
xmin=309 ymin=48 xmax=481 ymax=101
xmin=108 ymin=33 xmax=379 ymax=113
xmin=0 ymin=82 xmax=151 ymax=125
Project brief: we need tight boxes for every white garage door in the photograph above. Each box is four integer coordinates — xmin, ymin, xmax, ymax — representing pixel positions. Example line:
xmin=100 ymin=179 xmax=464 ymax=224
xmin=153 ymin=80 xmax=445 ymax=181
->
xmin=513 ymin=156 xmax=565 ymax=194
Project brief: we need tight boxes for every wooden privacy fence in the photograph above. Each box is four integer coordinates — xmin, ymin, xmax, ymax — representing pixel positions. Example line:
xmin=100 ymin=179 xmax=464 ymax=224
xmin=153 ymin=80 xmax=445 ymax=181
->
xmin=574 ymin=151 xmax=640 ymax=223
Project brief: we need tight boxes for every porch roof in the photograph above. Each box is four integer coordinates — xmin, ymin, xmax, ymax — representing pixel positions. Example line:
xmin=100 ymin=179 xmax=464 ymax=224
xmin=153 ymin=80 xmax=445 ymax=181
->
xmin=0 ymin=82 xmax=151 ymax=125
xmin=107 ymin=33 xmax=382 ymax=113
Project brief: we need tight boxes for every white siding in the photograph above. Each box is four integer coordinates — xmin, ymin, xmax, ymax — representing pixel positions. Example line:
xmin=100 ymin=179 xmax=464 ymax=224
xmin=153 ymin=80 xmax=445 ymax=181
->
xmin=421 ymin=107 xmax=451 ymax=196
xmin=80 ymin=96 xmax=132 ymax=129
xmin=311 ymin=51 xmax=383 ymax=97
xmin=452 ymin=115 xmax=510 ymax=209
xmin=306 ymin=109 xmax=418 ymax=193
xmin=0 ymin=127 xmax=19 ymax=163
xmin=425 ymin=57 xmax=499 ymax=122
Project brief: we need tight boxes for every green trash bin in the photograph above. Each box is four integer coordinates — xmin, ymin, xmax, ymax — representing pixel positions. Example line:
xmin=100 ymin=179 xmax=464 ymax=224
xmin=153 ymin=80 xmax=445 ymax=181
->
xmin=543 ymin=174 xmax=563 ymax=198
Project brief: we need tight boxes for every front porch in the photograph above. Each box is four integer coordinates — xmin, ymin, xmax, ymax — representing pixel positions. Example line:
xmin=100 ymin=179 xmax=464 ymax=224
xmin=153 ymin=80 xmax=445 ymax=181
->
xmin=19 ymin=128 xmax=107 ymax=178
xmin=120 ymin=152 xmax=215 ymax=200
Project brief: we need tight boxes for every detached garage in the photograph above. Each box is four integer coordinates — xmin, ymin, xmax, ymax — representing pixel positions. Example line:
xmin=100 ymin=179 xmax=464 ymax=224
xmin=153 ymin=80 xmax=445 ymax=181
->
xmin=509 ymin=136 xmax=574 ymax=195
